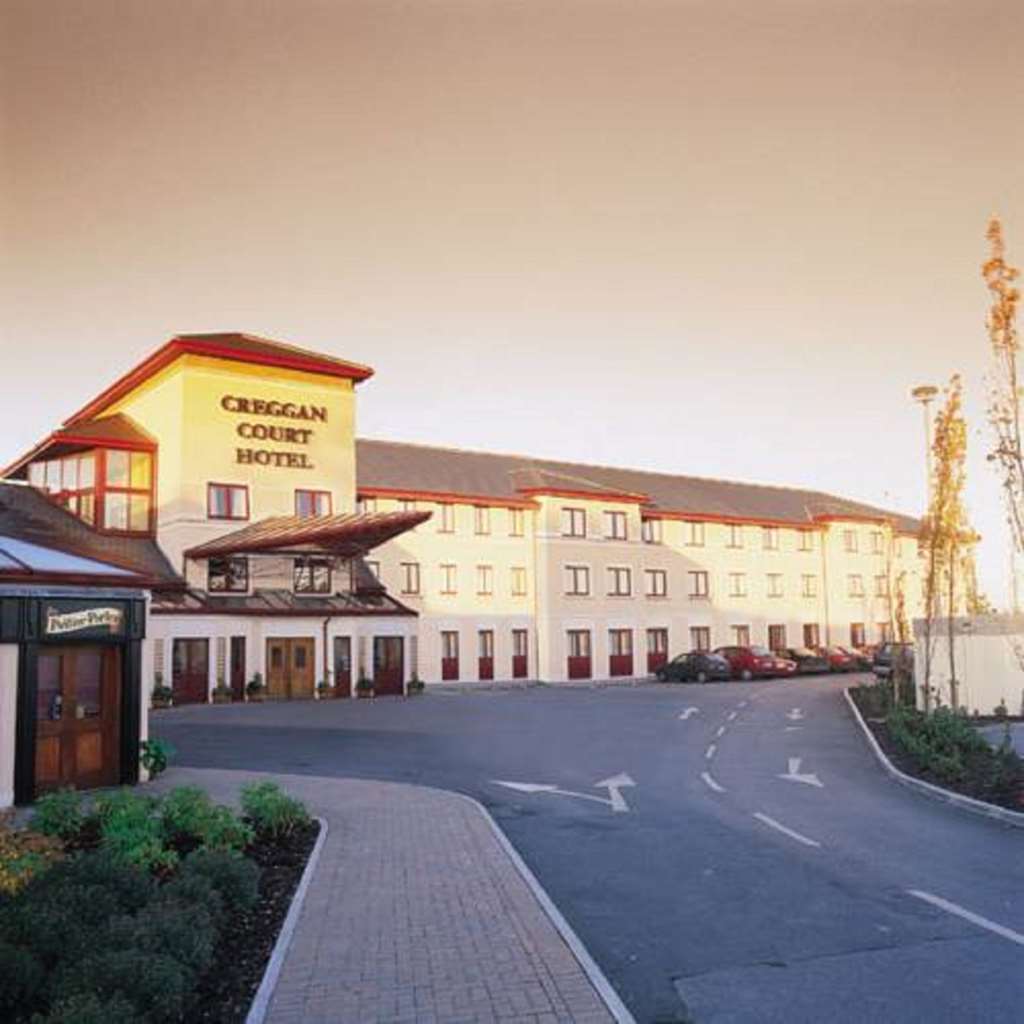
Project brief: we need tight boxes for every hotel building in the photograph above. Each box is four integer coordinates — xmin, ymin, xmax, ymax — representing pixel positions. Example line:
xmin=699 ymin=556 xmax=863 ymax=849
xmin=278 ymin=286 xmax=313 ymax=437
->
xmin=3 ymin=333 xmax=923 ymax=727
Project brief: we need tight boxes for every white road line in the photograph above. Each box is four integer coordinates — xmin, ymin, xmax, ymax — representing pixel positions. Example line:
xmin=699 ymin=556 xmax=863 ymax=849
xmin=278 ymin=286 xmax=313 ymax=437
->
xmin=715 ymin=725 xmax=726 ymax=738
xmin=908 ymin=890 xmax=1024 ymax=947
xmin=701 ymin=771 xmax=726 ymax=793
xmin=727 ymin=711 xmax=738 ymax=721
xmin=705 ymin=744 xmax=717 ymax=760
xmin=738 ymin=700 xmax=748 ymax=708
xmin=753 ymin=812 xmax=821 ymax=848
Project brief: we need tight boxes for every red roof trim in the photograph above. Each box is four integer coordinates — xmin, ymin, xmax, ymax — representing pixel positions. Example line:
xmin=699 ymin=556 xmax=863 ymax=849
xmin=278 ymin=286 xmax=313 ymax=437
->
xmin=1 ymin=429 xmax=157 ymax=480
xmin=65 ymin=335 xmax=374 ymax=426
xmin=357 ymin=486 xmax=539 ymax=510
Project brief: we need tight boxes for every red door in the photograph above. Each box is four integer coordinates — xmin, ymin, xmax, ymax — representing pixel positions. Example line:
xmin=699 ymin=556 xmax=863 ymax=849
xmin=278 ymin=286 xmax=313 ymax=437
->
xmin=441 ymin=631 xmax=459 ymax=681
xmin=478 ymin=630 xmax=494 ymax=681
xmin=374 ymin=637 xmax=404 ymax=696
xmin=333 ymin=636 xmax=352 ymax=698
xmin=172 ymin=639 xmax=209 ymax=705
xmin=567 ymin=630 xmax=592 ymax=680
xmin=646 ymin=628 xmax=668 ymax=674
xmin=609 ymin=630 xmax=633 ymax=677
xmin=512 ymin=630 xmax=528 ymax=678
xmin=229 ymin=637 xmax=246 ymax=701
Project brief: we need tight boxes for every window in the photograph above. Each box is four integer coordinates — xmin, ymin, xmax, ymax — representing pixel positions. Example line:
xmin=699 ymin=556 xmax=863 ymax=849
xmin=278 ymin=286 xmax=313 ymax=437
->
xmin=442 ymin=631 xmax=459 ymax=660
xmin=798 ymin=531 xmax=814 ymax=552
xmin=478 ymin=630 xmax=494 ymax=658
xmin=762 ymin=526 xmax=779 ymax=550
xmin=803 ymin=623 xmax=821 ymax=648
xmin=768 ymin=624 xmax=787 ymax=651
xmin=476 ymin=564 xmax=494 ymax=595
xmin=208 ymin=556 xmax=248 ymax=593
xmin=295 ymin=489 xmax=332 ymax=517
xmin=609 ymin=629 xmax=633 ymax=656
xmin=564 ymin=565 xmax=591 ymax=596
xmin=848 ymin=574 xmax=865 ymax=597
xmin=400 ymin=562 xmax=421 ymax=595
xmin=732 ymin=624 xmax=751 ymax=646
xmin=766 ymin=573 xmax=784 ymax=598
xmin=561 ymin=507 xmax=587 ymax=537
xmin=208 ymin=483 xmax=248 ymax=520
xmin=844 ymin=529 xmax=859 ymax=553
xmin=728 ymin=572 xmax=747 ymax=597
xmin=604 ymin=510 xmax=627 ymax=540
xmin=509 ymin=508 xmax=525 ymax=537
xmin=511 ymin=566 xmax=528 ymax=596
xmin=474 ymin=506 xmax=491 ymax=535
xmin=727 ymin=524 xmax=744 ymax=548
xmin=850 ymin=622 xmax=866 ymax=647
xmin=871 ymin=530 xmax=884 ymax=554
xmin=607 ymin=566 xmax=632 ymax=596
xmin=895 ymin=537 xmax=903 ymax=558
xmin=400 ymin=499 xmax=417 ymax=513
xmin=440 ymin=564 xmax=458 ymax=594
xmin=642 ymin=518 xmax=662 ymax=544
xmin=875 ymin=575 xmax=889 ymax=597
xmin=647 ymin=628 xmax=668 ymax=655
xmin=104 ymin=450 xmax=153 ymax=532
xmin=645 ymin=569 xmax=668 ymax=597
xmin=356 ymin=496 xmax=377 ymax=514
xmin=438 ymin=503 xmax=455 ymax=533
xmin=294 ymin=557 xmax=331 ymax=594
xmin=32 ymin=453 xmax=98 ymax=526
xmin=567 ymin=630 xmax=591 ymax=658
xmin=801 ymin=574 xmax=818 ymax=598
xmin=877 ymin=622 xmax=892 ymax=642
xmin=512 ymin=629 xmax=528 ymax=657
xmin=685 ymin=521 xmax=705 ymax=547
xmin=688 ymin=571 xmax=709 ymax=598
xmin=690 ymin=626 xmax=711 ymax=652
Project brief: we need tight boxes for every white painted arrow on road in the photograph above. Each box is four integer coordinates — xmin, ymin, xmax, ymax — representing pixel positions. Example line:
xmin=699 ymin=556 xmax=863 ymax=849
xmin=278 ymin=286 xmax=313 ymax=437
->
xmin=679 ymin=707 xmax=700 ymax=720
xmin=492 ymin=773 xmax=635 ymax=812
xmin=778 ymin=757 xmax=823 ymax=788
xmin=786 ymin=708 xmax=805 ymax=721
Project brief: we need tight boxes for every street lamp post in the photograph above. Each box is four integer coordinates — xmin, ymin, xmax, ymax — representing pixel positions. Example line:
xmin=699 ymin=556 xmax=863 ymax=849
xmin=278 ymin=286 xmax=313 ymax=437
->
xmin=911 ymin=384 xmax=939 ymax=506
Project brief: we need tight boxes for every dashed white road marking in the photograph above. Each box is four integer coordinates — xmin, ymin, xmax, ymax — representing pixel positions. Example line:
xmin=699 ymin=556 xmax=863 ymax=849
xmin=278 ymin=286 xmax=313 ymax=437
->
xmin=701 ymin=771 xmax=726 ymax=793
xmin=679 ymin=707 xmax=700 ymax=720
xmin=908 ymin=890 xmax=1024 ymax=947
xmin=715 ymin=725 xmax=726 ymax=738
xmin=738 ymin=700 xmax=749 ymax=708
xmin=753 ymin=812 xmax=821 ymax=848
xmin=705 ymin=744 xmax=717 ymax=760
xmin=727 ymin=711 xmax=738 ymax=721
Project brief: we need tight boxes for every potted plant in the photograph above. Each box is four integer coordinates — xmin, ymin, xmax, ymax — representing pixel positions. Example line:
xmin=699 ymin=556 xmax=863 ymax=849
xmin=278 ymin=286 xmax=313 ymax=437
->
xmin=316 ymin=678 xmax=333 ymax=700
xmin=246 ymin=672 xmax=265 ymax=703
xmin=407 ymin=674 xmax=425 ymax=695
xmin=212 ymin=677 xmax=232 ymax=704
xmin=151 ymin=672 xmax=173 ymax=710
xmin=355 ymin=675 xmax=374 ymax=699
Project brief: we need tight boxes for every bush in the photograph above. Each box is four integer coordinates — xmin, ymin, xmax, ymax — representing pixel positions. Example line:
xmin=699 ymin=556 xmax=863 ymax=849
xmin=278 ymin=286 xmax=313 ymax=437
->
xmin=0 ymin=822 xmax=64 ymax=896
xmin=94 ymin=790 xmax=177 ymax=875
xmin=140 ymin=739 xmax=174 ymax=778
xmin=177 ymin=848 xmax=259 ymax=915
xmin=159 ymin=787 xmax=252 ymax=854
xmin=31 ymin=790 xmax=84 ymax=842
xmin=240 ymin=781 xmax=311 ymax=838
xmin=105 ymin=899 xmax=216 ymax=974
xmin=33 ymin=991 xmax=139 ymax=1024
xmin=0 ymin=940 xmax=45 ymax=1018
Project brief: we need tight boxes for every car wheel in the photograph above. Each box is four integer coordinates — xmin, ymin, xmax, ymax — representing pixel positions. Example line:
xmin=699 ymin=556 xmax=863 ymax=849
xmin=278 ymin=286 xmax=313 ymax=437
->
xmin=697 ymin=671 xmax=708 ymax=683
xmin=741 ymin=669 xmax=752 ymax=681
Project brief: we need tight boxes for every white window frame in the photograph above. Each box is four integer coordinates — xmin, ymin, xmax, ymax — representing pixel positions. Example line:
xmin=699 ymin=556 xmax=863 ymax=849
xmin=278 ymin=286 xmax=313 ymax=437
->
xmin=645 ymin=568 xmax=668 ymax=597
xmin=607 ymin=566 xmax=632 ymax=597
xmin=561 ymin=507 xmax=587 ymax=538
xmin=604 ymin=510 xmax=628 ymax=540
xmin=440 ymin=563 xmax=458 ymax=595
xmin=728 ymin=572 xmax=747 ymax=597
xmin=564 ymin=564 xmax=591 ymax=596
xmin=476 ymin=564 xmax=494 ymax=595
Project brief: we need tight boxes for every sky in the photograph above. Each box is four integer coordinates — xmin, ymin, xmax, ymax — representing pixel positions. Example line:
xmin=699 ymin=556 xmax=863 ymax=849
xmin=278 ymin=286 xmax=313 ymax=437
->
xmin=2 ymin=0 xmax=1022 ymax=605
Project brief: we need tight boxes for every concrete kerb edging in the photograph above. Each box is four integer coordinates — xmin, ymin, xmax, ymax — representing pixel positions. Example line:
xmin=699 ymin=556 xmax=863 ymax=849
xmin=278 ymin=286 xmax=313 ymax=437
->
xmin=246 ymin=815 xmax=330 ymax=1024
xmin=843 ymin=688 xmax=1024 ymax=829
xmin=458 ymin=792 xmax=637 ymax=1024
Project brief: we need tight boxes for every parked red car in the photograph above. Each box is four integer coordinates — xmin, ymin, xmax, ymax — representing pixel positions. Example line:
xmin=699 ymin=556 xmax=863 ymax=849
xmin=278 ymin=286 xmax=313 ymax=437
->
xmin=714 ymin=645 xmax=785 ymax=680
xmin=819 ymin=646 xmax=858 ymax=672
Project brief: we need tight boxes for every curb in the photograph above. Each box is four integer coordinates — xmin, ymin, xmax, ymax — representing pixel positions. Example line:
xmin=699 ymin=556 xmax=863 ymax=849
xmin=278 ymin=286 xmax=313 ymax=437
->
xmin=458 ymin=792 xmax=637 ymax=1024
xmin=246 ymin=815 xmax=330 ymax=1024
xmin=843 ymin=689 xmax=1024 ymax=829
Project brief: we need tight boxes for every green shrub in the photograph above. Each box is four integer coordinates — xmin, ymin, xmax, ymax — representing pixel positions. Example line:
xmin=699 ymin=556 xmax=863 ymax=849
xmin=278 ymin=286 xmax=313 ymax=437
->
xmin=31 ymin=790 xmax=84 ymax=841
xmin=94 ymin=790 xmax=177 ymax=875
xmin=240 ymin=781 xmax=311 ymax=838
xmin=0 ymin=821 xmax=64 ymax=896
xmin=159 ymin=786 xmax=252 ymax=853
xmin=33 ymin=991 xmax=138 ymax=1024
xmin=51 ymin=950 xmax=191 ymax=1023
xmin=178 ymin=848 xmax=259 ymax=914
xmin=140 ymin=738 xmax=174 ymax=778
xmin=105 ymin=899 xmax=216 ymax=974
xmin=0 ymin=940 xmax=45 ymax=1018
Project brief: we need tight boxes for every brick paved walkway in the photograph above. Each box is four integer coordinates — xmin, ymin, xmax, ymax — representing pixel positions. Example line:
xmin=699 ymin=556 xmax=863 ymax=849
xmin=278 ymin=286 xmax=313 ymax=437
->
xmin=150 ymin=767 xmax=617 ymax=1024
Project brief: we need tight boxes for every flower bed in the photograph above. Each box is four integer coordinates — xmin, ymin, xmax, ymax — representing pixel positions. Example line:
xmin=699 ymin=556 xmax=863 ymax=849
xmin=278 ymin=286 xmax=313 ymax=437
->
xmin=0 ymin=782 xmax=318 ymax=1023
xmin=849 ymin=682 xmax=1024 ymax=813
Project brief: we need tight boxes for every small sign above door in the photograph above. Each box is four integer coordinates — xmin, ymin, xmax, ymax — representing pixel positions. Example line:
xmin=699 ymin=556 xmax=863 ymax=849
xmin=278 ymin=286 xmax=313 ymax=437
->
xmin=44 ymin=604 xmax=125 ymax=638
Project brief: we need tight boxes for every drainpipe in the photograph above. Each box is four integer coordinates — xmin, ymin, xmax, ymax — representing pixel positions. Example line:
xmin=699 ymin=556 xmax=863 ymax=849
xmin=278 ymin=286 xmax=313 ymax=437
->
xmin=322 ymin=615 xmax=331 ymax=691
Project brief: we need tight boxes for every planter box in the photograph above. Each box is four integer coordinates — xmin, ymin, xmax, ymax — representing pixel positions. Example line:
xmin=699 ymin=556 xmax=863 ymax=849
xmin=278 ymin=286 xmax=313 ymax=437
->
xmin=151 ymin=698 xmax=173 ymax=710
xmin=212 ymin=693 xmax=232 ymax=705
xmin=356 ymin=688 xmax=375 ymax=699
xmin=247 ymin=692 xmax=265 ymax=703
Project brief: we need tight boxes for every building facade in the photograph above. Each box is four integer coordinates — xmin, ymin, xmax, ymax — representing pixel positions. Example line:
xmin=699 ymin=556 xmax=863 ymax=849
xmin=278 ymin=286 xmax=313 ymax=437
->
xmin=3 ymin=332 xmax=924 ymax=706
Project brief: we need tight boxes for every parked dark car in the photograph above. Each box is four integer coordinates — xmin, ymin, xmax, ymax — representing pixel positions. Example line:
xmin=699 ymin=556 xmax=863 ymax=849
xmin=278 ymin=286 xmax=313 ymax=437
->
xmin=837 ymin=645 xmax=872 ymax=671
xmin=819 ymin=646 xmax=858 ymax=672
xmin=656 ymin=652 xmax=733 ymax=683
xmin=873 ymin=642 xmax=914 ymax=679
xmin=714 ymin=645 xmax=778 ymax=680
xmin=782 ymin=647 xmax=831 ymax=675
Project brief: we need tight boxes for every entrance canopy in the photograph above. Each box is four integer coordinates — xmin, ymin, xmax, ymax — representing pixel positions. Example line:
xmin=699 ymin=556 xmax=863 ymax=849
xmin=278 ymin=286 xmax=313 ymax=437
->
xmin=184 ymin=510 xmax=430 ymax=559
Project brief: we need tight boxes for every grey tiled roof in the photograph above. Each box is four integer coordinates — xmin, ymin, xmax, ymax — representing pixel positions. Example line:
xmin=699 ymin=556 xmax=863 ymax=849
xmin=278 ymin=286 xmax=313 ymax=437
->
xmin=355 ymin=438 xmax=921 ymax=533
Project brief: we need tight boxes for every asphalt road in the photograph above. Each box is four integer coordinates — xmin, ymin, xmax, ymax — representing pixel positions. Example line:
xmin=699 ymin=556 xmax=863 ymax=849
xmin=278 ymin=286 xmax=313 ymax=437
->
xmin=152 ymin=676 xmax=1024 ymax=1023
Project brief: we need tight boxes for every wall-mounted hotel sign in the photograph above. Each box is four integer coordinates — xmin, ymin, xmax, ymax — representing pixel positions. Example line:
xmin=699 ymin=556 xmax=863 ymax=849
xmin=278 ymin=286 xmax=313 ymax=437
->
xmin=43 ymin=603 xmax=126 ymax=638
xmin=220 ymin=395 xmax=327 ymax=470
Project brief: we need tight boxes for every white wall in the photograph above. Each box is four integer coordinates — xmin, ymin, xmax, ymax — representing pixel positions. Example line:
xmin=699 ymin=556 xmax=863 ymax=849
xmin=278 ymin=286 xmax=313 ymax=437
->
xmin=0 ymin=644 xmax=17 ymax=808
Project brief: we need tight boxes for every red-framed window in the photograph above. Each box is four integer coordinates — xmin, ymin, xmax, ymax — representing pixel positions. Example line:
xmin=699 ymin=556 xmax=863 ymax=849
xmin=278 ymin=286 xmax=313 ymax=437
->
xmin=208 ymin=483 xmax=249 ymax=520
xmin=295 ymin=489 xmax=332 ymax=517
xmin=103 ymin=449 xmax=154 ymax=533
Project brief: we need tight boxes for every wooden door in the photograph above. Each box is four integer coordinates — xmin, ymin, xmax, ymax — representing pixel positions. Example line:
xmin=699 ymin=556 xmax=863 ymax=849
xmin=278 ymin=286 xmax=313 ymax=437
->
xmin=266 ymin=638 xmax=316 ymax=699
xmin=333 ymin=636 xmax=352 ymax=698
xmin=35 ymin=646 xmax=121 ymax=795
xmin=373 ymin=637 xmax=404 ymax=696
xmin=172 ymin=639 xmax=209 ymax=705
xmin=229 ymin=637 xmax=246 ymax=701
